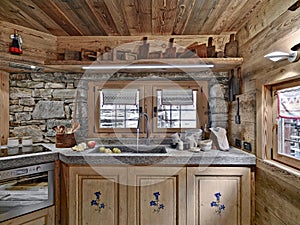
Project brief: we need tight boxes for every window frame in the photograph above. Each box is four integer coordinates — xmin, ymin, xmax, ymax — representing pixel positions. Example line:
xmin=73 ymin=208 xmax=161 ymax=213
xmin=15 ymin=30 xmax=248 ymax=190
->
xmin=88 ymin=81 xmax=145 ymax=138
xmin=152 ymin=81 xmax=208 ymax=134
xmin=271 ymin=79 xmax=300 ymax=170
xmin=88 ymin=80 xmax=208 ymax=138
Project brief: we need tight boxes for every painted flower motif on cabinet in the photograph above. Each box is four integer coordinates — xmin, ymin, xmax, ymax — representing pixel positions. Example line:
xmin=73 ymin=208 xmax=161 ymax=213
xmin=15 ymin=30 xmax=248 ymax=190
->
xmin=210 ymin=192 xmax=225 ymax=215
xmin=91 ymin=191 xmax=105 ymax=212
xmin=149 ymin=192 xmax=165 ymax=213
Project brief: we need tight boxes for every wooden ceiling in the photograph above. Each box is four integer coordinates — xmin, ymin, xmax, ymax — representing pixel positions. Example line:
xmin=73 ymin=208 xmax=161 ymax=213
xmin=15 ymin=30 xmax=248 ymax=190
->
xmin=0 ymin=0 xmax=266 ymax=36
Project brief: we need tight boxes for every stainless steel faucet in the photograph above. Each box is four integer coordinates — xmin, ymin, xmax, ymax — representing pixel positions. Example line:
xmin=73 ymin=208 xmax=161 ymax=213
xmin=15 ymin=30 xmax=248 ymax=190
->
xmin=137 ymin=112 xmax=151 ymax=145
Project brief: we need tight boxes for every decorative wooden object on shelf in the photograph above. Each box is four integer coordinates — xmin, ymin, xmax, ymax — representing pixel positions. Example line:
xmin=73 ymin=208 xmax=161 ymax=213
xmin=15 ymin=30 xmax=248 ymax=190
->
xmin=163 ymin=38 xmax=177 ymax=58
xmin=207 ymin=37 xmax=216 ymax=58
xmin=138 ymin=37 xmax=150 ymax=59
xmin=225 ymin=34 xmax=238 ymax=57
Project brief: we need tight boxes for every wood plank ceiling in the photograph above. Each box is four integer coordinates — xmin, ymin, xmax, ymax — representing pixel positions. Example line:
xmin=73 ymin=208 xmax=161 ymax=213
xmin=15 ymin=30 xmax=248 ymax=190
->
xmin=0 ymin=0 xmax=267 ymax=36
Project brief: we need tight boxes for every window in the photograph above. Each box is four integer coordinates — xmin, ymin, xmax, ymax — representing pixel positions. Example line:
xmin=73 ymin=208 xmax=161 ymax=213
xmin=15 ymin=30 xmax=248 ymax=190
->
xmin=88 ymin=81 xmax=208 ymax=138
xmin=156 ymin=89 xmax=197 ymax=128
xmin=99 ymin=89 xmax=139 ymax=128
xmin=272 ymin=80 xmax=300 ymax=170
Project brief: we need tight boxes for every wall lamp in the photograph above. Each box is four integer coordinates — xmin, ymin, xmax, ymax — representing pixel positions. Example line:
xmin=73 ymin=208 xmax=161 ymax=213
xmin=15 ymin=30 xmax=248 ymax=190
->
xmin=264 ymin=51 xmax=300 ymax=62
xmin=82 ymin=64 xmax=214 ymax=70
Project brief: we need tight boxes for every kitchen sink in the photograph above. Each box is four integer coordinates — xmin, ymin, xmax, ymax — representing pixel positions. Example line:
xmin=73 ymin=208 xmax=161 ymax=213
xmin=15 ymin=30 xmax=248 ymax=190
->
xmin=89 ymin=145 xmax=168 ymax=154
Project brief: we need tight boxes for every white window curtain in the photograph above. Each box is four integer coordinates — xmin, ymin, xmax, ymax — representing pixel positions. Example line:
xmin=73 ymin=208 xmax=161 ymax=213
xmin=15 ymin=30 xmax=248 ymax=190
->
xmin=278 ymin=86 xmax=300 ymax=119
xmin=101 ymin=89 xmax=138 ymax=105
xmin=161 ymin=89 xmax=193 ymax=105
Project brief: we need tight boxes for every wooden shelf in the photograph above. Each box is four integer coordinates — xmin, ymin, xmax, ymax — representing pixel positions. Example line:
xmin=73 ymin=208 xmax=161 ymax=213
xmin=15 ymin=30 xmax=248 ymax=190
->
xmin=44 ymin=57 xmax=243 ymax=72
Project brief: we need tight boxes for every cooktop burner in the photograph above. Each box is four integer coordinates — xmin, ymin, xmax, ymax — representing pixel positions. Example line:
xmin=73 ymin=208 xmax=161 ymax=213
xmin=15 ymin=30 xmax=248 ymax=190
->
xmin=0 ymin=145 xmax=51 ymax=157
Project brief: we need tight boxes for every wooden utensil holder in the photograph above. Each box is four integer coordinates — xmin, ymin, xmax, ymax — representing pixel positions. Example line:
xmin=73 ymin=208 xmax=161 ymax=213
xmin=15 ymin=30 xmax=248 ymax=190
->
xmin=55 ymin=133 xmax=77 ymax=148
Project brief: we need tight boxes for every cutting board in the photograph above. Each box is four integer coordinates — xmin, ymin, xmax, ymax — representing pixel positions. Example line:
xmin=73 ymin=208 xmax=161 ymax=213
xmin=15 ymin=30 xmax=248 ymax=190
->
xmin=206 ymin=37 xmax=216 ymax=57
xmin=225 ymin=34 xmax=238 ymax=57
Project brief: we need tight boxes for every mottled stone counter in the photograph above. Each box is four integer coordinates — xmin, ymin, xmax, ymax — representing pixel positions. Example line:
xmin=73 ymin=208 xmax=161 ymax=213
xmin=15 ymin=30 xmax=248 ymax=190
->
xmin=0 ymin=143 xmax=255 ymax=170
xmin=45 ymin=144 xmax=256 ymax=166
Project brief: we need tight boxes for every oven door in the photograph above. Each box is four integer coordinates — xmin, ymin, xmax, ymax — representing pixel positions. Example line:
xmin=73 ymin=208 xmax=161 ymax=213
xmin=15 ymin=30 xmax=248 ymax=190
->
xmin=0 ymin=162 xmax=54 ymax=222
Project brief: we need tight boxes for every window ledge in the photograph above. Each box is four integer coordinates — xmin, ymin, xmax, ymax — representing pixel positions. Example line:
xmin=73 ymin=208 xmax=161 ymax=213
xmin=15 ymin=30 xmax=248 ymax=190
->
xmin=257 ymin=159 xmax=300 ymax=187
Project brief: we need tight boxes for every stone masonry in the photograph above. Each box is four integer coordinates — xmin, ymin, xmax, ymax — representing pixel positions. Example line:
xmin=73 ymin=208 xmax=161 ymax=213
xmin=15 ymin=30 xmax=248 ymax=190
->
xmin=9 ymin=72 xmax=228 ymax=143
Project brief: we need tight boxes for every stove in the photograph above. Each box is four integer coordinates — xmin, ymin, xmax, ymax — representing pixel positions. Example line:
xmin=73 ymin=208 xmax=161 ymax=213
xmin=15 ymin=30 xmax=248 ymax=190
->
xmin=0 ymin=145 xmax=51 ymax=157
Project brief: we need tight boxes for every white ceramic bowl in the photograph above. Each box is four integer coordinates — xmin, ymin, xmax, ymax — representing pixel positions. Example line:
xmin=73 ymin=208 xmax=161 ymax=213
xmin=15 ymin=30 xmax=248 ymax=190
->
xmin=199 ymin=139 xmax=212 ymax=151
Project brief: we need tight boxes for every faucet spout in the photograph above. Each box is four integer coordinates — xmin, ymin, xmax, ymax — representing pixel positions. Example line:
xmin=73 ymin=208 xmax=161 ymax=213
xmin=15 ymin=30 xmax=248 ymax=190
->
xmin=137 ymin=112 xmax=151 ymax=145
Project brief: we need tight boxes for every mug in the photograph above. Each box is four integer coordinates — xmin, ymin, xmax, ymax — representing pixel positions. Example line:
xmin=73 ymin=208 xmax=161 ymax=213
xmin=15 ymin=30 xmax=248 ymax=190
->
xmin=7 ymin=137 xmax=19 ymax=148
xmin=22 ymin=136 xmax=32 ymax=146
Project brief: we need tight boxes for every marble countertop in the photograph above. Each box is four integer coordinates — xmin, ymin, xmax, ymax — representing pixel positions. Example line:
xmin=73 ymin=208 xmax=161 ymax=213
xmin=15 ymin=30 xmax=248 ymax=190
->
xmin=0 ymin=143 xmax=256 ymax=170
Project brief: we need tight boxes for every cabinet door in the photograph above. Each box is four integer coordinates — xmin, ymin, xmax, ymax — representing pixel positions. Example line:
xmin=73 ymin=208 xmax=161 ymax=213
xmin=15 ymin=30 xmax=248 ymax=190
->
xmin=128 ymin=167 xmax=186 ymax=225
xmin=187 ymin=167 xmax=251 ymax=225
xmin=68 ymin=166 xmax=127 ymax=225
xmin=1 ymin=206 xmax=55 ymax=225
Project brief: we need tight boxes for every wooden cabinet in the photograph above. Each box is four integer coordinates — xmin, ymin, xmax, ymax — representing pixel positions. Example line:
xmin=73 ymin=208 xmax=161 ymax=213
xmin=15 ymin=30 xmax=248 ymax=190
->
xmin=187 ymin=167 xmax=251 ymax=225
xmin=63 ymin=165 xmax=252 ymax=225
xmin=66 ymin=166 xmax=127 ymax=225
xmin=1 ymin=206 xmax=55 ymax=225
xmin=127 ymin=167 xmax=186 ymax=225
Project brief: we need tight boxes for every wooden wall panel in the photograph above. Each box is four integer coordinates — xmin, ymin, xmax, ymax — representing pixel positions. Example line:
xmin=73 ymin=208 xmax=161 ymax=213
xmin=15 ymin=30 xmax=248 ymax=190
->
xmin=0 ymin=71 xmax=9 ymax=145
xmin=255 ymin=160 xmax=300 ymax=225
xmin=230 ymin=1 xmax=300 ymax=225
xmin=0 ymin=20 xmax=57 ymax=65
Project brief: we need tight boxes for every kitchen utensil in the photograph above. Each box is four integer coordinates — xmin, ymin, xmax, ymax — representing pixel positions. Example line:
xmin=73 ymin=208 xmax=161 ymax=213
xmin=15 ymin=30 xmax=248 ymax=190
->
xmin=224 ymin=34 xmax=238 ymax=57
xmin=235 ymin=97 xmax=241 ymax=124
xmin=207 ymin=37 xmax=216 ymax=57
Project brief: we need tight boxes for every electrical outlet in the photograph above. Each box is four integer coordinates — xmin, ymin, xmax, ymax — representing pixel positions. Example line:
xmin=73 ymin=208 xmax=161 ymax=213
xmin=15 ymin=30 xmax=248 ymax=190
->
xmin=243 ymin=142 xmax=252 ymax=151
xmin=235 ymin=139 xmax=242 ymax=148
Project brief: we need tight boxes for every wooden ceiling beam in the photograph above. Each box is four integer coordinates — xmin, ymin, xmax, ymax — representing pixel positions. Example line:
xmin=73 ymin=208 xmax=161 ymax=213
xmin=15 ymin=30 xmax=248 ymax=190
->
xmin=197 ymin=0 xmax=228 ymax=34
xmin=152 ymin=0 xmax=178 ymax=35
xmin=182 ymin=0 xmax=207 ymax=35
xmin=50 ymin=0 xmax=106 ymax=36
xmin=31 ymin=0 xmax=83 ymax=36
xmin=121 ymin=0 xmax=152 ymax=35
xmin=172 ymin=0 xmax=196 ymax=35
xmin=9 ymin=0 xmax=69 ymax=36
xmin=85 ymin=0 xmax=120 ymax=36
xmin=0 ymin=0 xmax=50 ymax=34
xmin=103 ymin=0 xmax=130 ymax=36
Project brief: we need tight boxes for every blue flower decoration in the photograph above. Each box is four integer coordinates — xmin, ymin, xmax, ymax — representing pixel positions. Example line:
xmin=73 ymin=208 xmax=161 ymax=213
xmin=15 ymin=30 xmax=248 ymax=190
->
xmin=91 ymin=200 xmax=98 ymax=206
xmin=210 ymin=201 xmax=217 ymax=207
xmin=91 ymin=191 xmax=105 ymax=212
xmin=215 ymin=192 xmax=221 ymax=201
xmin=150 ymin=200 xmax=157 ymax=206
xmin=150 ymin=192 xmax=165 ymax=213
xmin=94 ymin=191 xmax=101 ymax=199
xmin=159 ymin=204 xmax=165 ymax=209
xmin=153 ymin=192 xmax=160 ymax=201
xmin=210 ymin=192 xmax=225 ymax=215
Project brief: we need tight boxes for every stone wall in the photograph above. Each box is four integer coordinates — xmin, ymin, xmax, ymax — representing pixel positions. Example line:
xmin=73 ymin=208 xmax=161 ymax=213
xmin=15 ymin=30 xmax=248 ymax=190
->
xmin=9 ymin=71 xmax=228 ymax=143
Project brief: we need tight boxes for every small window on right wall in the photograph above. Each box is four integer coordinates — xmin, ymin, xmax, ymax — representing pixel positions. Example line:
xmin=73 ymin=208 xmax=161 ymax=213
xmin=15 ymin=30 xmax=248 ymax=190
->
xmin=272 ymin=80 xmax=300 ymax=170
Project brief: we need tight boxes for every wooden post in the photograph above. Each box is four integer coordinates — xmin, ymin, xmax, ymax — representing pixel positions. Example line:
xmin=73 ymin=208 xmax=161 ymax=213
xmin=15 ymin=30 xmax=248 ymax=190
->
xmin=0 ymin=71 xmax=9 ymax=145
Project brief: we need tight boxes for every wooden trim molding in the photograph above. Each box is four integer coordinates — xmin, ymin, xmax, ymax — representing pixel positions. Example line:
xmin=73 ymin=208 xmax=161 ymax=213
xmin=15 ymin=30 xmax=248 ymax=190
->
xmin=0 ymin=71 xmax=9 ymax=145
